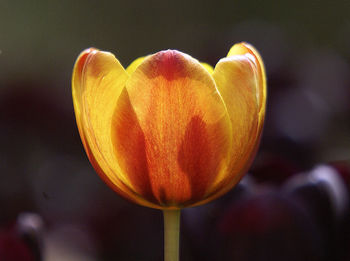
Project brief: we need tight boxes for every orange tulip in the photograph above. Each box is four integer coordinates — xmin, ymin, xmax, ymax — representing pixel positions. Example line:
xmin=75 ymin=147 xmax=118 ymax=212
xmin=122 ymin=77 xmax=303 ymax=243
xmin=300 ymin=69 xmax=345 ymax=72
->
xmin=72 ymin=42 xmax=266 ymax=210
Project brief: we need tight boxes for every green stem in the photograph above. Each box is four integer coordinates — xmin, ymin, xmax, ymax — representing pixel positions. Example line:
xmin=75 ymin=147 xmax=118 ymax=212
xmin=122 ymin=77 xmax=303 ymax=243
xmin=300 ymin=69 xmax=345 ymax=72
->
xmin=163 ymin=209 xmax=181 ymax=261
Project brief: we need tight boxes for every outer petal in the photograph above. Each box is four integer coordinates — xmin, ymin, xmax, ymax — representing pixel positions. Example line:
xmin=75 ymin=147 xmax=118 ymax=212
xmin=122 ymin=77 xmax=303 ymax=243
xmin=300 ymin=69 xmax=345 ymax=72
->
xmin=228 ymin=42 xmax=267 ymax=130
xmin=111 ymin=50 xmax=232 ymax=208
xmin=72 ymin=48 xmax=160 ymax=208
xmin=227 ymin=43 xmax=267 ymax=169
xmin=206 ymin=43 xmax=266 ymax=202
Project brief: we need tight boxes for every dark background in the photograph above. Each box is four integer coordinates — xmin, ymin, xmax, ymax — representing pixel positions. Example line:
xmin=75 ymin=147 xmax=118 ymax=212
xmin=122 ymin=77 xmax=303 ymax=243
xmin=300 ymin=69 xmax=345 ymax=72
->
xmin=0 ymin=0 xmax=350 ymax=260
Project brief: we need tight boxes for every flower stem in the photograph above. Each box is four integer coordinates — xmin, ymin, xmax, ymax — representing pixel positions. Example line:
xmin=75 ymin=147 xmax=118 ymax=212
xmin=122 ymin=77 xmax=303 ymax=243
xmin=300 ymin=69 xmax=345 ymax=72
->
xmin=163 ymin=209 xmax=181 ymax=261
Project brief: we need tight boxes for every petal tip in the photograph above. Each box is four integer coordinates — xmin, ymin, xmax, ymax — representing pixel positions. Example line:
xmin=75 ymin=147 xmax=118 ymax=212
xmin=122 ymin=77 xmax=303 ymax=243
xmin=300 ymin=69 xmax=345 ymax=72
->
xmin=144 ymin=49 xmax=189 ymax=81
xmin=74 ymin=48 xmax=99 ymax=77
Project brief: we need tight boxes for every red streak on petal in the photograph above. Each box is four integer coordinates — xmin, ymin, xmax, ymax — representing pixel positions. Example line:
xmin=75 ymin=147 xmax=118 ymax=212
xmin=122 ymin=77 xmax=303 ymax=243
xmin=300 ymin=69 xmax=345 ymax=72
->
xmin=145 ymin=50 xmax=186 ymax=81
xmin=178 ymin=116 xmax=227 ymax=204
xmin=111 ymin=89 xmax=157 ymax=203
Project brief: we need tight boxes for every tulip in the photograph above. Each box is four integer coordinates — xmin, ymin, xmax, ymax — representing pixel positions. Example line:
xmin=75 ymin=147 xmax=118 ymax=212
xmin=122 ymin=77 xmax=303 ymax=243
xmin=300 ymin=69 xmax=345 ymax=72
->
xmin=72 ymin=42 xmax=266 ymax=261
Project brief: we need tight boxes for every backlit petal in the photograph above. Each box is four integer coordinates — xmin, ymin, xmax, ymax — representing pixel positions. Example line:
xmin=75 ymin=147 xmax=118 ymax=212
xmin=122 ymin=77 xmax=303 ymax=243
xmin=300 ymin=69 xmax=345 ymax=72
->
xmin=209 ymin=43 xmax=266 ymax=199
xmin=200 ymin=62 xmax=214 ymax=74
xmin=72 ymin=48 xmax=96 ymax=152
xmin=126 ymin=56 xmax=148 ymax=75
xmin=111 ymin=50 xmax=232 ymax=208
xmin=72 ymin=49 xmax=159 ymax=208
xmin=228 ymin=42 xmax=267 ymax=130
xmin=227 ymin=43 xmax=267 ymax=172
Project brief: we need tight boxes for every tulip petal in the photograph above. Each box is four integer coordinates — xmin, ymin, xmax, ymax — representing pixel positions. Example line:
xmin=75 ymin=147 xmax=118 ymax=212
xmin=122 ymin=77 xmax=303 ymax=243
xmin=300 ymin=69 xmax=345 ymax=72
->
xmin=72 ymin=49 xmax=159 ymax=208
xmin=227 ymin=42 xmax=267 ymax=129
xmin=200 ymin=62 xmax=214 ymax=74
xmin=209 ymin=43 xmax=266 ymax=199
xmin=227 ymin=43 xmax=267 ymax=167
xmin=111 ymin=50 xmax=232 ymax=207
xmin=126 ymin=56 xmax=148 ymax=75
xmin=72 ymin=48 xmax=96 ymax=152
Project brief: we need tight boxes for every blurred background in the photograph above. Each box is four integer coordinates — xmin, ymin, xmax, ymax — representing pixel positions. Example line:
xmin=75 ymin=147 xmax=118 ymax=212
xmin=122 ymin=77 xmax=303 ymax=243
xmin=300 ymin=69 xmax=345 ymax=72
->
xmin=0 ymin=0 xmax=350 ymax=260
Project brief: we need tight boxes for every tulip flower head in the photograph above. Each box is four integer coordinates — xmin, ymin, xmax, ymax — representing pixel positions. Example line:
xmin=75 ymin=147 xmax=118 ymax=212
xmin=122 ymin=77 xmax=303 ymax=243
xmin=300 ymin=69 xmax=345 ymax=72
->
xmin=72 ymin=42 xmax=266 ymax=210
